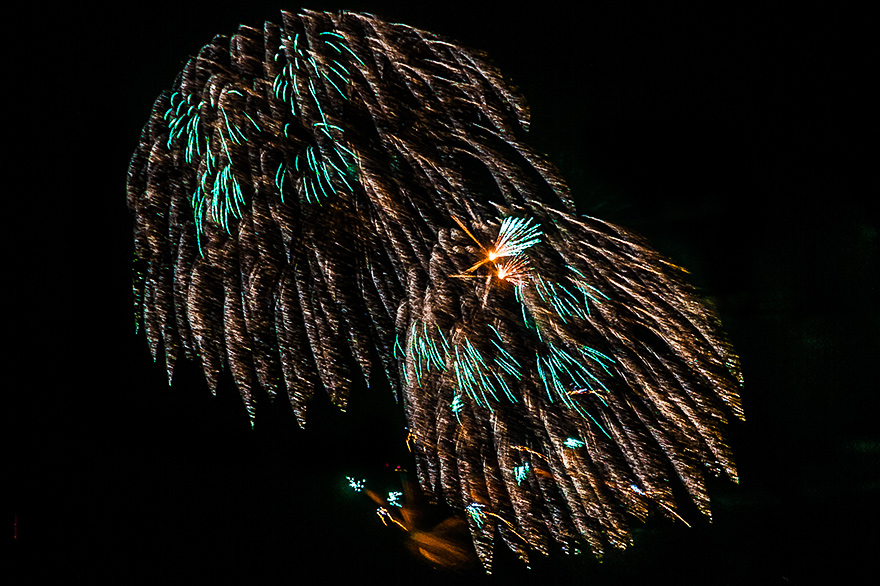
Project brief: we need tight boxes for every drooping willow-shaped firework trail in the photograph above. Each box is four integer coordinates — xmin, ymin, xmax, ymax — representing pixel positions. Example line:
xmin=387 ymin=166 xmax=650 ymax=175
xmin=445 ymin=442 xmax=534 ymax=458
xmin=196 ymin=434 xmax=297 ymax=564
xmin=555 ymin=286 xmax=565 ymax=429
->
xmin=128 ymin=9 xmax=744 ymax=570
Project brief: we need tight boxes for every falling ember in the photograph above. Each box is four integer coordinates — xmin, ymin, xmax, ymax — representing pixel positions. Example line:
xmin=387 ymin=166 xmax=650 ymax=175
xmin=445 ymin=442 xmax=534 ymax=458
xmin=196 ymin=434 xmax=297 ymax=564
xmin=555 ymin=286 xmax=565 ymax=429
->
xmin=128 ymin=8 xmax=743 ymax=573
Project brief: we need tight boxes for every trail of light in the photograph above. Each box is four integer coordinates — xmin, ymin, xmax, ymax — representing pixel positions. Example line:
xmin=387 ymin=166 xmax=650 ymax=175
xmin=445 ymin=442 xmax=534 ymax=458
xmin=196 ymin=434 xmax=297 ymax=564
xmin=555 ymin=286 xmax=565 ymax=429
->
xmin=512 ymin=446 xmax=548 ymax=461
xmin=377 ymin=507 xmax=408 ymax=530
xmin=451 ymin=215 xmax=484 ymax=249
xmin=630 ymin=485 xmax=692 ymax=528
xmin=322 ymin=69 xmax=348 ymax=99
xmin=275 ymin=164 xmax=287 ymax=202
xmin=322 ymin=38 xmax=367 ymax=68
xmin=326 ymin=60 xmax=350 ymax=82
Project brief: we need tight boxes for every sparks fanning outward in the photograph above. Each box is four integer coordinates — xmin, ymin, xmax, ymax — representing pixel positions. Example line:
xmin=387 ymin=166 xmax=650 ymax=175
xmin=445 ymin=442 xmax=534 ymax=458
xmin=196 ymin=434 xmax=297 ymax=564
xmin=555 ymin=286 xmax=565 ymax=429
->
xmin=127 ymin=9 xmax=744 ymax=572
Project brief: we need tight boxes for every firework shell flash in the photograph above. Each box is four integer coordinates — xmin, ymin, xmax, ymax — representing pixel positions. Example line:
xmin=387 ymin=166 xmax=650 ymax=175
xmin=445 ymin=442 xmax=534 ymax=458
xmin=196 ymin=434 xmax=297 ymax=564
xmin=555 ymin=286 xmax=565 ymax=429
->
xmin=127 ymin=9 xmax=744 ymax=572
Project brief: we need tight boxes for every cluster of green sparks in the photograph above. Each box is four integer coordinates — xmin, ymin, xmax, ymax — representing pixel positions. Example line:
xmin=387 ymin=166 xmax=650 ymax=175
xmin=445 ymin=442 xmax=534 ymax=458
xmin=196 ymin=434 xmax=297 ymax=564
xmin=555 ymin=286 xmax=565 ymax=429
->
xmin=271 ymin=32 xmax=361 ymax=206
xmin=162 ymin=29 xmax=365 ymax=252
xmin=346 ymin=476 xmax=366 ymax=492
xmin=402 ymin=216 xmax=616 ymax=439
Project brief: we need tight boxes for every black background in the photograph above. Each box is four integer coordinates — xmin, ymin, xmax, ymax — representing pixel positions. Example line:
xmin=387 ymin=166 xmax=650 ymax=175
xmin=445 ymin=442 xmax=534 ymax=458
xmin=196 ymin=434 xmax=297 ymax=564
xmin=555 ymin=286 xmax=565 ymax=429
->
xmin=13 ymin=1 xmax=876 ymax=583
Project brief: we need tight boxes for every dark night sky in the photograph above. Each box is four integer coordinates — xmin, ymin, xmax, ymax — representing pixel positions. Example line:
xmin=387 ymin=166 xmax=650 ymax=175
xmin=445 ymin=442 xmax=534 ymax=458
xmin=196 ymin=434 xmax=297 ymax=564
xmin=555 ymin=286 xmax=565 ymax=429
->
xmin=13 ymin=1 xmax=876 ymax=583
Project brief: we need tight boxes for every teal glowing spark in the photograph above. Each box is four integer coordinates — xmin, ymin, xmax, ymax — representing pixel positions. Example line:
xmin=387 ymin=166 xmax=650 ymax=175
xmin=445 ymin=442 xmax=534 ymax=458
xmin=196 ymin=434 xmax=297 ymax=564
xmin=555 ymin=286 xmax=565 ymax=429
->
xmin=466 ymin=503 xmax=486 ymax=528
xmin=491 ymin=216 xmax=543 ymax=260
xmin=514 ymin=462 xmax=530 ymax=485
xmin=451 ymin=393 xmax=465 ymax=419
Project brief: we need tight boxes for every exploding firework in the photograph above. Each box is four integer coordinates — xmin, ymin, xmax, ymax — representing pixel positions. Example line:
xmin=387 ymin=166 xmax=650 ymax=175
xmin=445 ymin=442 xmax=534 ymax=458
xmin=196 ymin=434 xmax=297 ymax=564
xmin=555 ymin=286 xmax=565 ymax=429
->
xmin=127 ymin=9 xmax=743 ymax=571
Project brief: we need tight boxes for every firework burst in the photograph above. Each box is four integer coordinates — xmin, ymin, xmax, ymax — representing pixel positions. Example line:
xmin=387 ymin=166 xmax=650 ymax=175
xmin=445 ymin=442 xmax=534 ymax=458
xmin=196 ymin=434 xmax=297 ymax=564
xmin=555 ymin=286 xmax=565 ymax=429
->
xmin=128 ymin=9 xmax=743 ymax=572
